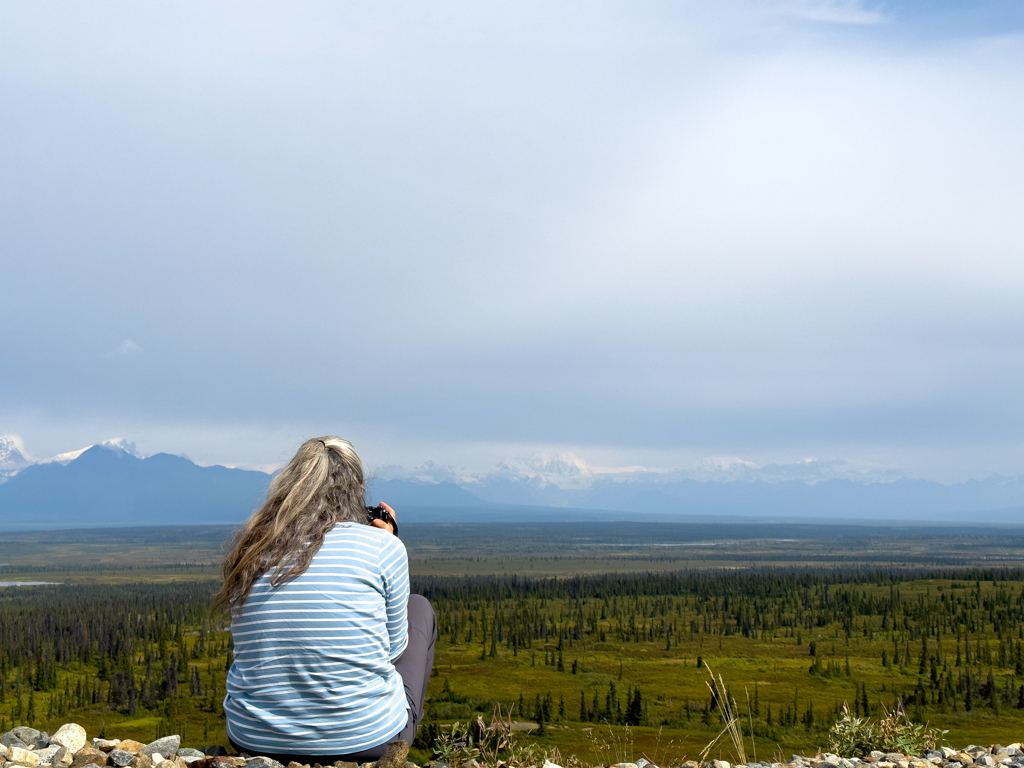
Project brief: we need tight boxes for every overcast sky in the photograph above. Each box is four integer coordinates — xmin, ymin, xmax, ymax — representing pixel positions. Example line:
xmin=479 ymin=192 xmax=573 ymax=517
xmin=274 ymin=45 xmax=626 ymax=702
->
xmin=2 ymin=1 xmax=1024 ymax=481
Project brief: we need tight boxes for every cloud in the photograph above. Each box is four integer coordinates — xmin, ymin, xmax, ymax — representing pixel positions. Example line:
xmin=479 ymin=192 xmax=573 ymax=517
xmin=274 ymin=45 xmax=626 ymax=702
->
xmin=771 ymin=0 xmax=887 ymax=25
xmin=0 ymin=2 xmax=1023 ymax=480
xmin=104 ymin=339 xmax=142 ymax=358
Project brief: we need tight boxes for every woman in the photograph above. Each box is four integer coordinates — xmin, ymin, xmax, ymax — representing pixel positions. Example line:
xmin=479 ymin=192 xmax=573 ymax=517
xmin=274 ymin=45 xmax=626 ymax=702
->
xmin=214 ymin=437 xmax=436 ymax=763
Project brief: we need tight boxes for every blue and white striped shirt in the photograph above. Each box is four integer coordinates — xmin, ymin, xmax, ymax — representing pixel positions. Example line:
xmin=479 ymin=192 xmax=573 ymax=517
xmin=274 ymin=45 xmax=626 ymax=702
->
xmin=224 ymin=522 xmax=411 ymax=755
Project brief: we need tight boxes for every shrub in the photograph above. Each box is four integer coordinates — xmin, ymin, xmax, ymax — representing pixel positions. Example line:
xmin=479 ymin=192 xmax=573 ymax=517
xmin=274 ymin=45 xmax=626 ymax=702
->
xmin=828 ymin=702 xmax=947 ymax=757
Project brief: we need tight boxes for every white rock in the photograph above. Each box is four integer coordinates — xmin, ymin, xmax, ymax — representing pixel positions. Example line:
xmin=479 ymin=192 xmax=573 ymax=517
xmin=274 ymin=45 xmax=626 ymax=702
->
xmin=713 ymin=761 xmax=732 ymax=768
xmin=50 ymin=725 xmax=87 ymax=755
xmin=0 ymin=743 xmax=9 ymax=758
xmin=151 ymin=754 xmax=165 ymax=765
xmin=542 ymin=761 xmax=563 ymax=768
xmin=943 ymin=750 xmax=958 ymax=760
xmin=8 ymin=746 xmax=42 ymax=766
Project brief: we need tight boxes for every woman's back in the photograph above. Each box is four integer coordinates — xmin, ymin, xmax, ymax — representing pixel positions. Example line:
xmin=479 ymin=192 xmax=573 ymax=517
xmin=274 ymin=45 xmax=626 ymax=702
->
xmin=224 ymin=522 xmax=410 ymax=755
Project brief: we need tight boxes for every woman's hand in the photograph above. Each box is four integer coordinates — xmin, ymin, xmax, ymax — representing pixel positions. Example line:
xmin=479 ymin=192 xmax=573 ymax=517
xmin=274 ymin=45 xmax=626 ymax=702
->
xmin=371 ymin=502 xmax=398 ymax=536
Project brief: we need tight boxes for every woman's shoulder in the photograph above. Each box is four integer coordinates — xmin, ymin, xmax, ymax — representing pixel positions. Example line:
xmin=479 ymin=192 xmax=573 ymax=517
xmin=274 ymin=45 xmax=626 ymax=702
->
xmin=326 ymin=521 xmax=406 ymax=550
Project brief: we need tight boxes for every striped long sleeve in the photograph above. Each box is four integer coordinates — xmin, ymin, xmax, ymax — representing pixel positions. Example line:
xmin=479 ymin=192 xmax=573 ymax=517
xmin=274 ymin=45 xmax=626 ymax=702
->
xmin=224 ymin=522 xmax=411 ymax=755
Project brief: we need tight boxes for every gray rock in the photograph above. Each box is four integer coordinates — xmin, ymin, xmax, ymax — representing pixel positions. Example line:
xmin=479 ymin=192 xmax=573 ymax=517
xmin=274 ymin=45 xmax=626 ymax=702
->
xmin=926 ymin=754 xmax=944 ymax=761
xmin=11 ymin=729 xmax=44 ymax=749
xmin=176 ymin=751 xmax=205 ymax=765
xmin=109 ymin=751 xmax=136 ymax=768
xmin=92 ymin=742 xmax=120 ymax=754
xmin=245 ymin=759 xmax=283 ymax=768
xmin=36 ymin=746 xmax=67 ymax=766
xmin=140 ymin=740 xmax=180 ymax=759
xmin=2 ymin=733 xmax=32 ymax=751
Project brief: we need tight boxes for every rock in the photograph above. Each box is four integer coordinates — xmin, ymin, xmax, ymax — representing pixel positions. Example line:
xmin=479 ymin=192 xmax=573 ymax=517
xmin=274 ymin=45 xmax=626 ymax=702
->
xmin=712 ymin=762 xmax=731 ymax=768
xmin=952 ymin=756 xmax=976 ymax=766
xmin=942 ymin=751 xmax=958 ymax=760
xmin=36 ymin=747 xmax=68 ymax=766
xmin=201 ymin=751 xmax=227 ymax=760
xmin=93 ymin=744 xmax=121 ymax=754
xmin=151 ymin=755 xmax=165 ymax=766
xmin=9 ymin=747 xmax=41 ymax=766
xmin=542 ymin=761 xmax=562 ymax=768
xmin=332 ymin=763 xmax=358 ymax=768
xmin=3 ymin=734 xmax=31 ymax=751
xmin=977 ymin=758 xmax=996 ymax=767
xmin=636 ymin=761 xmax=650 ymax=768
xmin=109 ymin=751 xmax=136 ymax=768
xmin=871 ymin=757 xmax=886 ymax=762
xmin=71 ymin=750 xmax=108 ymax=768
xmin=131 ymin=756 xmax=154 ymax=768
xmin=12 ymin=730 xmax=44 ymax=750
xmin=141 ymin=740 xmax=180 ymax=759
xmin=244 ymin=759 xmax=282 ymax=768
xmin=285 ymin=763 xmax=307 ymax=768
xmin=176 ymin=753 xmax=205 ymax=766
xmin=610 ymin=764 xmax=637 ymax=768
xmin=374 ymin=743 xmax=408 ymax=768
xmin=49 ymin=728 xmax=85 ymax=757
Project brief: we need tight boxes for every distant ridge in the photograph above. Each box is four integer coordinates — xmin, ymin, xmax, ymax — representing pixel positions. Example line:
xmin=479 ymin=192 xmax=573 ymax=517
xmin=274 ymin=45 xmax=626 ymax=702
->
xmin=0 ymin=444 xmax=271 ymax=530
xmin=2 ymin=441 xmax=1024 ymax=530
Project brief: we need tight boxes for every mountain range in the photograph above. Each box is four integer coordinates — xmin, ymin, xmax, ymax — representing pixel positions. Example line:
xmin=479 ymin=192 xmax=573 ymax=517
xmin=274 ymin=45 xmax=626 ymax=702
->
xmin=1 ymin=440 xmax=1023 ymax=529
xmin=0 ymin=443 xmax=271 ymax=530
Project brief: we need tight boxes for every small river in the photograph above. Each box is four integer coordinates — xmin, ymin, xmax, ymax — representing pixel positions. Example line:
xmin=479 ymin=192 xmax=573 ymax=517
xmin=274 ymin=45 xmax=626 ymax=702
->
xmin=0 ymin=581 xmax=63 ymax=587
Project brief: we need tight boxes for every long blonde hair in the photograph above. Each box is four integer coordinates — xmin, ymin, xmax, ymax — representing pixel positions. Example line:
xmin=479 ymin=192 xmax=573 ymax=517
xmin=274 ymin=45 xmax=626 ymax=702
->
xmin=213 ymin=436 xmax=365 ymax=611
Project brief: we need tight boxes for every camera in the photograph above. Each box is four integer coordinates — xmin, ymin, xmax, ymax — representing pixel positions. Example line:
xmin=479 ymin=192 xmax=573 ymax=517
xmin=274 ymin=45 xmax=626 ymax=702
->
xmin=365 ymin=504 xmax=399 ymax=536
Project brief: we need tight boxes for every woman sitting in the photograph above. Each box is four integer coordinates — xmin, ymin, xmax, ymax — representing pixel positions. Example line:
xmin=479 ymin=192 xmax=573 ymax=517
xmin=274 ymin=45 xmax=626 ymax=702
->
xmin=214 ymin=437 xmax=436 ymax=763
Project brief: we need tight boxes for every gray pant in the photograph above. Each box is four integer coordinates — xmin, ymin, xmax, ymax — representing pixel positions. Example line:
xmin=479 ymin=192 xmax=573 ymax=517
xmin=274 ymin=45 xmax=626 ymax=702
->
xmin=231 ymin=594 xmax=437 ymax=763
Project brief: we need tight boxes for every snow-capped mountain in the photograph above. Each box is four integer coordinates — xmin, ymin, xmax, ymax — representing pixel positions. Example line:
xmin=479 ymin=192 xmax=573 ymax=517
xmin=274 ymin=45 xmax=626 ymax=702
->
xmin=0 ymin=441 xmax=271 ymax=529
xmin=41 ymin=438 xmax=142 ymax=465
xmin=368 ymin=452 xmax=1024 ymax=522
xmin=0 ymin=435 xmax=32 ymax=484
